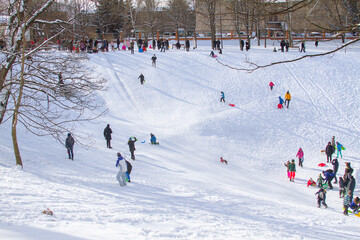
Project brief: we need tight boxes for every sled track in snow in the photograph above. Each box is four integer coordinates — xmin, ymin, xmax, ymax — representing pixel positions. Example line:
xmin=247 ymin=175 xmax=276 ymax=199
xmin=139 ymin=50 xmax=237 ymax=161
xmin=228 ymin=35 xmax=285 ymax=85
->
xmin=102 ymin=54 xmax=140 ymax=113
xmin=284 ymin=63 xmax=360 ymax=137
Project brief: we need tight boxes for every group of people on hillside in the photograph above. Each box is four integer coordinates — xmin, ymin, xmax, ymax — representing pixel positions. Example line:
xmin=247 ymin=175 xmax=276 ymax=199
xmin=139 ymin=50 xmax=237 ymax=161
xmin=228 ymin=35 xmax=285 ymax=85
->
xmin=285 ymin=135 xmax=358 ymax=215
xmin=278 ymin=90 xmax=291 ymax=109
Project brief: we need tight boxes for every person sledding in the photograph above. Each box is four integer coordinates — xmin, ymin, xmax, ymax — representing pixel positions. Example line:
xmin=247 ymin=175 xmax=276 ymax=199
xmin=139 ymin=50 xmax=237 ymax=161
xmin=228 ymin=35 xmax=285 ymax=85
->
xmin=150 ymin=133 xmax=159 ymax=145
xmin=307 ymin=178 xmax=316 ymax=187
xmin=315 ymin=188 xmax=328 ymax=208
xmin=210 ymin=50 xmax=215 ymax=57
xmin=220 ymin=157 xmax=228 ymax=165
xmin=278 ymin=96 xmax=284 ymax=109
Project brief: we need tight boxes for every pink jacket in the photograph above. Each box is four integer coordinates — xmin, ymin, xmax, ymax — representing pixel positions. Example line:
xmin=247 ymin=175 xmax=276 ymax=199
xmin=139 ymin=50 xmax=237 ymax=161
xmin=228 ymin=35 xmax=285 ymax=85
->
xmin=296 ymin=149 xmax=304 ymax=158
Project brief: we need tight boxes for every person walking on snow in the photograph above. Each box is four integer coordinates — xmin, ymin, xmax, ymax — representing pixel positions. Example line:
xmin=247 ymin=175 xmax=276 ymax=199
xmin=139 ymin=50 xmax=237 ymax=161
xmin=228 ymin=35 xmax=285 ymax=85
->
xmin=138 ymin=73 xmax=145 ymax=85
xmin=325 ymin=142 xmax=335 ymax=162
xmin=103 ymin=124 xmax=113 ymax=148
xmin=284 ymin=90 xmax=291 ymax=108
xmin=269 ymin=81 xmax=274 ymax=91
xmin=125 ymin=159 xmax=132 ymax=182
xmin=315 ymin=188 xmax=328 ymax=208
xmin=339 ymin=177 xmax=345 ymax=198
xmin=65 ymin=133 xmax=74 ymax=160
xmin=323 ymin=169 xmax=335 ymax=189
xmin=336 ymin=141 xmax=343 ymax=158
xmin=151 ymin=54 xmax=157 ymax=67
xmin=128 ymin=137 xmax=137 ymax=160
xmin=296 ymin=148 xmax=304 ymax=167
xmin=116 ymin=152 xmax=127 ymax=187
xmin=220 ymin=91 xmax=225 ymax=103
xmin=289 ymin=159 xmax=296 ymax=182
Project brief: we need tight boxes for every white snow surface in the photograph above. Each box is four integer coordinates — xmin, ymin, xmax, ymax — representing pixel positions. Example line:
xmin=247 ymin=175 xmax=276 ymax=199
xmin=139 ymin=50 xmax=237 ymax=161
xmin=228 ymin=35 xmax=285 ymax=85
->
xmin=0 ymin=39 xmax=359 ymax=240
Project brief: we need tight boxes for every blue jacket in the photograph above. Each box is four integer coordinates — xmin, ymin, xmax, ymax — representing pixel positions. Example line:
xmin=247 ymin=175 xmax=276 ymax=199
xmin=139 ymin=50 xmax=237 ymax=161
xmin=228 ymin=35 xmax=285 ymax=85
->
xmin=279 ymin=96 xmax=284 ymax=104
xmin=336 ymin=142 xmax=343 ymax=150
xmin=116 ymin=156 xmax=124 ymax=167
xmin=151 ymin=135 xmax=156 ymax=143
xmin=324 ymin=171 xmax=335 ymax=180
xmin=221 ymin=92 xmax=225 ymax=98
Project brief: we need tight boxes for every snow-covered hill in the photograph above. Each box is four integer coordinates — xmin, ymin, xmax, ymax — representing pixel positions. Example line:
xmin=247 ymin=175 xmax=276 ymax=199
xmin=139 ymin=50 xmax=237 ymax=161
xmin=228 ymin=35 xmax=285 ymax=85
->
xmin=0 ymin=39 xmax=359 ymax=240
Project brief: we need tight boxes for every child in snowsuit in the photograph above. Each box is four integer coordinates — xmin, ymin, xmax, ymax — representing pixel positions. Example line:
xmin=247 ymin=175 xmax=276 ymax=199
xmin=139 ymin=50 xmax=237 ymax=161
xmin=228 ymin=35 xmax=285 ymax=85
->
xmin=317 ymin=174 xmax=324 ymax=188
xmin=210 ymin=50 xmax=215 ymax=57
xmin=220 ymin=91 xmax=225 ymax=103
xmin=331 ymin=158 xmax=339 ymax=183
xmin=343 ymin=190 xmax=351 ymax=215
xmin=65 ymin=133 xmax=75 ymax=160
xmin=278 ymin=96 xmax=284 ymax=109
xmin=349 ymin=197 xmax=360 ymax=214
xmin=315 ymin=188 xmax=328 ymax=208
xmin=116 ymin=153 xmax=127 ymax=187
xmin=307 ymin=178 xmax=316 ymax=187
xmin=323 ymin=169 xmax=335 ymax=189
xmin=289 ymin=159 xmax=296 ymax=182
xmin=296 ymin=148 xmax=304 ymax=167
xmin=284 ymin=90 xmax=291 ymax=108
xmin=151 ymin=54 xmax=157 ymax=67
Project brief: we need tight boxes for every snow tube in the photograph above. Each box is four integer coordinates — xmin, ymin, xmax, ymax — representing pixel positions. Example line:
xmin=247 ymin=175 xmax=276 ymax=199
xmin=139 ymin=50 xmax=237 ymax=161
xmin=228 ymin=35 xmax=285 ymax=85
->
xmin=139 ymin=48 xmax=143 ymax=53
xmin=318 ymin=163 xmax=326 ymax=167
xmin=141 ymin=141 xmax=145 ymax=143
xmin=229 ymin=104 xmax=235 ymax=107
xmin=122 ymin=45 xmax=126 ymax=50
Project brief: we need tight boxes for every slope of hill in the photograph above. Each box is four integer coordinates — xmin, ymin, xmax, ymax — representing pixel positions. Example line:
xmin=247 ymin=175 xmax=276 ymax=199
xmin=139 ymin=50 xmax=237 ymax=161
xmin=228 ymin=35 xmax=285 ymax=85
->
xmin=0 ymin=39 xmax=359 ymax=240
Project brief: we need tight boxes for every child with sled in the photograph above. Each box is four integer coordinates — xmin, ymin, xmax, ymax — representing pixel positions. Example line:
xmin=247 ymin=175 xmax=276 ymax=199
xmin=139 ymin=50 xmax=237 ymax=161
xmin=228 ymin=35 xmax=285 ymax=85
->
xmin=220 ymin=157 xmax=228 ymax=165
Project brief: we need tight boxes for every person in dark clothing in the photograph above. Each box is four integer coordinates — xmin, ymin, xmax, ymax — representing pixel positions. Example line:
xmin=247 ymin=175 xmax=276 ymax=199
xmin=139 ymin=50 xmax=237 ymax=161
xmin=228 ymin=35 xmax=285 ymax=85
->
xmin=210 ymin=50 xmax=215 ymax=57
xmin=315 ymin=40 xmax=319 ymax=47
xmin=285 ymin=40 xmax=289 ymax=52
xmin=216 ymin=40 xmax=221 ymax=50
xmin=151 ymin=54 xmax=157 ymax=67
xmin=138 ymin=73 xmax=145 ymax=85
xmin=125 ymin=160 xmax=132 ymax=182
xmin=176 ymin=41 xmax=181 ymax=50
xmin=315 ymin=188 xmax=328 ymax=208
xmin=185 ymin=39 xmax=190 ymax=51
xmin=240 ymin=39 xmax=244 ymax=51
xmin=245 ymin=41 xmax=250 ymax=51
xmin=347 ymin=175 xmax=356 ymax=203
xmin=128 ymin=137 xmax=137 ymax=160
xmin=220 ymin=91 xmax=225 ymax=103
xmin=325 ymin=142 xmax=335 ymax=162
xmin=331 ymin=158 xmax=339 ymax=183
xmin=152 ymin=39 xmax=156 ymax=50
xmin=116 ymin=38 xmax=120 ymax=50
xmin=343 ymin=162 xmax=354 ymax=187
xmin=65 ymin=133 xmax=75 ymax=160
xmin=323 ymin=169 xmax=335 ymax=189
xmin=300 ymin=41 xmax=306 ymax=52
xmin=280 ymin=39 xmax=285 ymax=52
xmin=103 ymin=124 xmax=113 ymax=148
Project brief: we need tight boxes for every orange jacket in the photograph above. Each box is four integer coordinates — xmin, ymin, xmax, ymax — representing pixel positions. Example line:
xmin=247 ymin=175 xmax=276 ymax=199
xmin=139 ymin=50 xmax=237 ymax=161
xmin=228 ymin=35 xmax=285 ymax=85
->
xmin=285 ymin=93 xmax=291 ymax=100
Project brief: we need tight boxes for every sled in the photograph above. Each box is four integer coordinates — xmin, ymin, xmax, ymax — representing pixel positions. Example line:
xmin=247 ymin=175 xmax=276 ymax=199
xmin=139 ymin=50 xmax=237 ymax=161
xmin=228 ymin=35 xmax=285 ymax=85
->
xmin=318 ymin=163 xmax=326 ymax=167
xmin=213 ymin=55 xmax=218 ymax=58
xmin=139 ymin=48 xmax=143 ymax=53
xmin=344 ymin=208 xmax=360 ymax=217
xmin=320 ymin=149 xmax=325 ymax=153
xmin=229 ymin=104 xmax=235 ymax=107
xmin=341 ymin=146 xmax=345 ymax=150
xmin=141 ymin=141 xmax=145 ymax=143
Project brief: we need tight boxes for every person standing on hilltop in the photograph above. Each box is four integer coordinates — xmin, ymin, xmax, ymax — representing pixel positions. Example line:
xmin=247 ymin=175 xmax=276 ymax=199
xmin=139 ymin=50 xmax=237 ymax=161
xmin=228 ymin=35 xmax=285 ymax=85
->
xmin=104 ymin=124 xmax=113 ymax=149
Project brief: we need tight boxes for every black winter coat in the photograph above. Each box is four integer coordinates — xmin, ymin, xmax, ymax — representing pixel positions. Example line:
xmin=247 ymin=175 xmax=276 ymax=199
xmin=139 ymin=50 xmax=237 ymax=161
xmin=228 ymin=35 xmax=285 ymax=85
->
xmin=128 ymin=137 xmax=137 ymax=152
xmin=103 ymin=126 xmax=112 ymax=140
xmin=65 ymin=136 xmax=74 ymax=149
xmin=325 ymin=144 xmax=334 ymax=155
xmin=347 ymin=177 xmax=356 ymax=192
xmin=126 ymin=160 xmax=132 ymax=174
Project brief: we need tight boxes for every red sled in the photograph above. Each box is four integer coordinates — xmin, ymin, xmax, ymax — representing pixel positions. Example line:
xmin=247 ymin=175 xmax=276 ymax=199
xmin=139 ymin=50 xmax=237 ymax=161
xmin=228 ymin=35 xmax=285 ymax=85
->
xmin=229 ymin=104 xmax=235 ymax=107
xmin=318 ymin=163 xmax=326 ymax=167
xmin=213 ymin=55 xmax=218 ymax=58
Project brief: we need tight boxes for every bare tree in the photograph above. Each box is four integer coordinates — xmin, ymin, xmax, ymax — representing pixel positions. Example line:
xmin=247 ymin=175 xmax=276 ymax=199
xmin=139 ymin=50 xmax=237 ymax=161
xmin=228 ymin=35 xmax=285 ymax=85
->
xmin=1 ymin=0 xmax=107 ymax=168
xmin=196 ymin=0 xmax=217 ymax=49
xmin=167 ymin=0 xmax=195 ymax=42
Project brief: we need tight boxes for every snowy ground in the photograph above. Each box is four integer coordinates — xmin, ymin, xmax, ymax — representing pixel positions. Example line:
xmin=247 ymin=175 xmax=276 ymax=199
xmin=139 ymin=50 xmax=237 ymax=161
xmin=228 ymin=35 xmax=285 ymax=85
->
xmin=0 ymin=39 xmax=359 ymax=240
